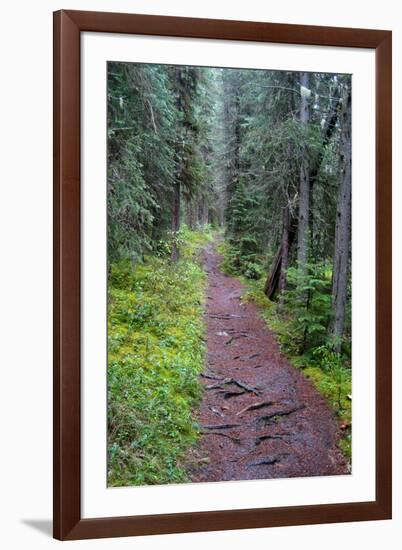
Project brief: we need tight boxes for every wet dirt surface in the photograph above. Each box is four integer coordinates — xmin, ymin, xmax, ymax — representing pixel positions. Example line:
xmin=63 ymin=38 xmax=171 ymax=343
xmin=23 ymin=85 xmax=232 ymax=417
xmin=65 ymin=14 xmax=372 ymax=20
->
xmin=188 ymin=241 xmax=349 ymax=482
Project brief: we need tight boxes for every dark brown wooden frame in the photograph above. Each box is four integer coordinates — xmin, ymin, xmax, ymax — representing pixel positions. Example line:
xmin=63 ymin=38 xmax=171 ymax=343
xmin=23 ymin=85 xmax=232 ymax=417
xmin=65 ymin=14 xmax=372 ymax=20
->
xmin=53 ymin=9 xmax=392 ymax=541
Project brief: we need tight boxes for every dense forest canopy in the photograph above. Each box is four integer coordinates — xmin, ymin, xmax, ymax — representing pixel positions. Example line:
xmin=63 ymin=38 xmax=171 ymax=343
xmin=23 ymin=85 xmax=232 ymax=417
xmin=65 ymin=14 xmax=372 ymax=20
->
xmin=108 ymin=62 xmax=351 ymax=354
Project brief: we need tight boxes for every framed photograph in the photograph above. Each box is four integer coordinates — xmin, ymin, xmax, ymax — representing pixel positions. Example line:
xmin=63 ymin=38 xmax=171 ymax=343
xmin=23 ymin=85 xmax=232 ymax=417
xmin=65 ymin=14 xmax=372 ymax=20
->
xmin=53 ymin=10 xmax=392 ymax=540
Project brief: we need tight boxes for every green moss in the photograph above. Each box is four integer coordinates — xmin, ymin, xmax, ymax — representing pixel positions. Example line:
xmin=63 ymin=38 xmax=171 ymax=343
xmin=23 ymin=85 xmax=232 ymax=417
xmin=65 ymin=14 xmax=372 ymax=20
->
xmin=107 ymin=227 xmax=212 ymax=486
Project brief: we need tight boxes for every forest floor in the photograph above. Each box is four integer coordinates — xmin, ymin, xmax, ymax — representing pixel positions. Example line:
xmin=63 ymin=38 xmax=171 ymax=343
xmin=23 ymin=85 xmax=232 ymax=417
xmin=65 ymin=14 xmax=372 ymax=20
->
xmin=188 ymin=239 xmax=349 ymax=482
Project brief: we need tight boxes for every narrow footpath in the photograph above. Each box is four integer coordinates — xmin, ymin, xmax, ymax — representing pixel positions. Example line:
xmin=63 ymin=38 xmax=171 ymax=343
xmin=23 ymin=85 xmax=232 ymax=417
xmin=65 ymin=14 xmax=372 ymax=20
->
xmin=189 ymin=241 xmax=349 ymax=482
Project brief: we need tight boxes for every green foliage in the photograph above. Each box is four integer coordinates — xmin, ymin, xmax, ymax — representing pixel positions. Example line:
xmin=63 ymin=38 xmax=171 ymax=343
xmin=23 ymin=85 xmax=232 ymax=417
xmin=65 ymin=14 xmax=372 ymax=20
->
xmin=310 ymin=346 xmax=351 ymax=415
xmin=243 ymin=261 xmax=265 ymax=280
xmin=107 ymin=229 xmax=212 ymax=486
xmin=108 ymin=62 xmax=177 ymax=262
xmin=107 ymin=63 xmax=217 ymax=263
xmin=154 ymin=224 xmax=213 ymax=260
xmin=220 ymin=223 xmax=264 ymax=281
xmin=303 ymin=345 xmax=352 ymax=458
xmin=280 ymin=262 xmax=333 ymax=354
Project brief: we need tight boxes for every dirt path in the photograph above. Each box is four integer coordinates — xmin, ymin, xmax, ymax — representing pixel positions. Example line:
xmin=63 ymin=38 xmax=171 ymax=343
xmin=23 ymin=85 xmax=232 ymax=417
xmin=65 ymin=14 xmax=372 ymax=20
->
xmin=188 ymin=240 xmax=349 ymax=482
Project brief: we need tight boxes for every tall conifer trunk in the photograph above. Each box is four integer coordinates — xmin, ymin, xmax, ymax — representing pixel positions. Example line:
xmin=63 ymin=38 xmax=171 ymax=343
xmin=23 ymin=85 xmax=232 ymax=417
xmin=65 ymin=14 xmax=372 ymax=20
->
xmin=297 ymin=72 xmax=310 ymax=273
xmin=331 ymin=87 xmax=352 ymax=350
xmin=171 ymin=181 xmax=181 ymax=262
xmin=171 ymin=67 xmax=183 ymax=262
xmin=278 ymin=74 xmax=296 ymax=306
xmin=278 ymin=204 xmax=290 ymax=308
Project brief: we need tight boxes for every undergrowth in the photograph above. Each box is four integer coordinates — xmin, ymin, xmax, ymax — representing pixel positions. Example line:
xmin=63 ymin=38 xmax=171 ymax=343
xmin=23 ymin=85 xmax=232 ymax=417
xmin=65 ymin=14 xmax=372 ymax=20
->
xmin=218 ymin=240 xmax=352 ymax=461
xmin=107 ymin=226 xmax=213 ymax=486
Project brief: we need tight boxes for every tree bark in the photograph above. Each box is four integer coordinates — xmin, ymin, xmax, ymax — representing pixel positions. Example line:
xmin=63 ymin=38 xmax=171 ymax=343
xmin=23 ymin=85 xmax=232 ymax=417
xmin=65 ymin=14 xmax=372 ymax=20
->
xmin=278 ymin=204 xmax=290 ymax=308
xmin=264 ymin=219 xmax=297 ymax=300
xmin=309 ymin=90 xmax=340 ymax=190
xmin=171 ymin=67 xmax=184 ymax=262
xmin=297 ymin=72 xmax=310 ymax=273
xmin=202 ymin=200 xmax=209 ymax=226
xmin=186 ymin=200 xmax=194 ymax=229
xmin=171 ymin=181 xmax=181 ymax=262
xmin=331 ymin=87 xmax=352 ymax=351
xmin=309 ymin=87 xmax=341 ymax=259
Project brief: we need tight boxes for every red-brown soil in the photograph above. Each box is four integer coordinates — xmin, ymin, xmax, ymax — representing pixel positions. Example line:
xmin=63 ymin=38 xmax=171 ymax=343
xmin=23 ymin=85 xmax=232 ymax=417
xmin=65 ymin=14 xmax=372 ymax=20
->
xmin=188 ymin=241 xmax=349 ymax=482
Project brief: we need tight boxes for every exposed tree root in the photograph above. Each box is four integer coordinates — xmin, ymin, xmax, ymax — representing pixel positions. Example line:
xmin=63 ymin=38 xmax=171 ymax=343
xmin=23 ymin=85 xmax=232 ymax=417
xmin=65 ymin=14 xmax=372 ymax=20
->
xmin=206 ymin=377 xmax=260 ymax=395
xmin=236 ymin=400 xmax=275 ymax=416
xmin=216 ymin=389 xmax=246 ymax=399
xmin=246 ymin=353 xmax=260 ymax=360
xmin=201 ymin=423 xmax=240 ymax=430
xmin=207 ymin=313 xmax=247 ymax=320
xmin=201 ymin=372 xmax=223 ymax=381
xmin=230 ymin=379 xmax=260 ymax=394
xmin=247 ymin=453 xmax=288 ymax=467
xmin=208 ymin=406 xmax=225 ymax=417
xmin=201 ymin=431 xmax=241 ymax=444
xmin=255 ymin=433 xmax=291 ymax=445
xmin=225 ymin=333 xmax=257 ymax=345
xmin=256 ymin=405 xmax=305 ymax=426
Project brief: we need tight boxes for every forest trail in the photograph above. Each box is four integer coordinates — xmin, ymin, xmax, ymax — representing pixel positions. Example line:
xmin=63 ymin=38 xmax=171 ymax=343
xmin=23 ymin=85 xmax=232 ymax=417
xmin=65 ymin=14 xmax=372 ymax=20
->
xmin=189 ymin=239 xmax=349 ymax=482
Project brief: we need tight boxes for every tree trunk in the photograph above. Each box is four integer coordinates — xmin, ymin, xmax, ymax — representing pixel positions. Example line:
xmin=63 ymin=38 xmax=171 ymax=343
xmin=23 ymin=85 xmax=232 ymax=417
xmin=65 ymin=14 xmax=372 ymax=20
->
xmin=297 ymin=72 xmax=310 ymax=273
xmin=264 ymin=218 xmax=297 ymax=300
xmin=202 ymin=200 xmax=209 ymax=226
xmin=186 ymin=200 xmax=195 ymax=229
xmin=331 ymin=88 xmax=352 ymax=351
xmin=171 ymin=67 xmax=184 ymax=263
xmin=171 ymin=181 xmax=181 ymax=262
xmin=198 ymin=200 xmax=203 ymax=225
xmin=309 ymin=87 xmax=341 ymax=261
xmin=278 ymin=204 xmax=290 ymax=308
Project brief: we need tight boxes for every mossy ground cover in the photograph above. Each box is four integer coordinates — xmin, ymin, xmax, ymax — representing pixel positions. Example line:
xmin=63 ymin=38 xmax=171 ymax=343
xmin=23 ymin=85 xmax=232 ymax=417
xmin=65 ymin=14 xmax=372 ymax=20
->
xmin=108 ymin=227 xmax=213 ymax=486
xmin=218 ymin=241 xmax=352 ymax=460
